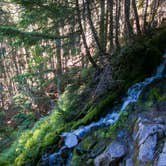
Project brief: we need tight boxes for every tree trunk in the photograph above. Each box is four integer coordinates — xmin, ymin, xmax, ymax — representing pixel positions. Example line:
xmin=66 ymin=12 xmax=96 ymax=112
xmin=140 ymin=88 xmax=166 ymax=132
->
xmin=99 ymin=0 xmax=106 ymax=52
xmin=132 ymin=0 xmax=141 ymax=34
xmin=150 ymin=0 xmax=159 ymax=28
xmin=143 ymin=0 xmax=149 ymax=33
xmin=124 ymin=0 xmax=133 ymax=37
xmin=86 ymin=0 xmax=104 ymax=57
xmin=115 ymin=0 xmax=120 ymax=48
xmin=108 ymin=0 xmax=114 ymax=52
xmin=105 ymin=0 xmax=109 ymax=52
xmin=55 ymin=29 xmax=63 ymax=97
xmin=75 ymin=0 xmax=98 ymax=69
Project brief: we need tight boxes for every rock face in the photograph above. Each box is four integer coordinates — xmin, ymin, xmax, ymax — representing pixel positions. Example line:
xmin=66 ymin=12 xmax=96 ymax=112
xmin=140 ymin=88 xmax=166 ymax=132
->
xmin=157 ymin=141 xmax=166 ymax=166
xmin=94 ymin=115 xmax=166 ymax=166
xmin=94 ymin=141 xmax=126 ymax=166
xmin=133 ymin=117 xmax=165 ymax=164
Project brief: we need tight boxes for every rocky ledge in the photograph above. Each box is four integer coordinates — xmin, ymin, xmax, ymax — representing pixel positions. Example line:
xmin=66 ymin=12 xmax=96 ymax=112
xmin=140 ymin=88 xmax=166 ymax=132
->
xmin=94 ymin=113 xmax=166 ymax=166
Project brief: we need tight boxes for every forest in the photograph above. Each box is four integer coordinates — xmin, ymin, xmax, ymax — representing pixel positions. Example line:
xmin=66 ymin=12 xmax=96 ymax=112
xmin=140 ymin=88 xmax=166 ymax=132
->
xmin=0 ymin=0 xmax=166 ymax=166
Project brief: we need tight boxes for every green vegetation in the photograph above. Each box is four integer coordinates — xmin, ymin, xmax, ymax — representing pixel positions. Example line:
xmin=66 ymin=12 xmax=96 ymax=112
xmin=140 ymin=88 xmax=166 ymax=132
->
xmin=0 ymin=0 xmax=166 ymax=165
xmin=0 ymin=28 xmax=165 ymax=165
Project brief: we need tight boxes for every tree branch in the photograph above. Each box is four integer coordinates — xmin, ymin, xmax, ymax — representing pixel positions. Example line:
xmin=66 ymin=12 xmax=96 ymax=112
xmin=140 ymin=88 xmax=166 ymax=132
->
xmin=0 ymin=26 xmax=80 ymax=40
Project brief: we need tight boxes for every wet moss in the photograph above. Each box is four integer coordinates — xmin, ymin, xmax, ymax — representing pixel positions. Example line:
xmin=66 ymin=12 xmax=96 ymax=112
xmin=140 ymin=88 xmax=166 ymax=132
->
xmin=139 ymin=79 xmax=166 ymax=104
xmin=72 ymin=86 xmax=125 ymax=129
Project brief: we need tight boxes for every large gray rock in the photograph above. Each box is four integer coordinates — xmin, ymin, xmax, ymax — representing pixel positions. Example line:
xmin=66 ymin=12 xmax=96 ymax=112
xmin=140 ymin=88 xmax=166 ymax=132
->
xmin=94 ymin=141 xmax=126 ymax=166
xmin=134 ymin=117 xmax=165 ymax=146
xmin=64 ymin=133 xmax=78 ymax=148
xmin=133 ymin=117 xmax=165 ymax=163
xmin=138 ymin=134 xmax=157 ymax=162
xmin=157 ymin=141 xmax=166 ymax=166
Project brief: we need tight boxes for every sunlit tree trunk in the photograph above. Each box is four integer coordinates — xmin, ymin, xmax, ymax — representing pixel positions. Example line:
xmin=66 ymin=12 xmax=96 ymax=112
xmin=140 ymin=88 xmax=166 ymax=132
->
xmin=108 ymin=0 xmax=114 ymax=52
xmin=150 ymin=0 xmax=159 ymax=28
xmin=132 ymin=0 xmax=141 ymax=34
xmin=115 ymin=0 xmax=120 ymax=48
xmin=86 ymin=0 xmax=104 ymax=58
xmin=75 ymin=0 xmax=98 ymax=69
xmin=143 ymin=0 xmax=149 ymax=33
xmin=55 ymin=29 xmax=63 ymax=97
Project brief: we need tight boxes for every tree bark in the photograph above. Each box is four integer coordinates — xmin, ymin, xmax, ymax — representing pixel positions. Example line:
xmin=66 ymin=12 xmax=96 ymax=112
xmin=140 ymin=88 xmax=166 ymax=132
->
xmin=124 ymin=0 xmax=133 ymax=37
xmin=86 ymin=0 xmax=104 ymax=57
xmin=132 ymin=0 xmax=141 ymax=34
xmin=150 ymin=0 xmax=159 ymax=28
xmin=55 ymin=29 xmax=63 ymax=96
xmin=99 ymin=0 xmax=106 ymax=52
xmin=108 ymin=0 xmax=114 ymax=52
xmin=75 ymin=0 xmax=98 ymax=69
xmin=115 ymin=0 xmax=120 ymax=48
xmin=143 ymin=0 xmax=149 ymax=33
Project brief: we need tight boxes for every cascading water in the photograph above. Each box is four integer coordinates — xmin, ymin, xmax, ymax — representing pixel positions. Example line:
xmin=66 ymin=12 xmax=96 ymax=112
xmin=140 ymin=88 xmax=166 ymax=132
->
xmin=43 ymin=56 xmax=166 ymax=166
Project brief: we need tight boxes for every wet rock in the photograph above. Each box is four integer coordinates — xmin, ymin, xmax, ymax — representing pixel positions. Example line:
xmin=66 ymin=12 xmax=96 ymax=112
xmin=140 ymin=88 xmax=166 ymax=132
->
xmin=90 ymin=141 xmax=106 ymax=158
xmin=94 ymin=141 xmax=126 ymax=166
xmin=76 ymin=136 xmax=96 ymax=154
xmin=64 ymin=133 xmax=78 ymax=148
xmin=138 ymin=134 xmax=157 ymax=162
xmin=157 ymin=141 xmax=166 ymax=166
xmin=134 ymin=118 xmax=165 ymax=146
xmin=48 ymin=147 xmax=71 ymax=166
xmin=125 ymin=158 xmax=133 ymax=166
xmin=106 ymin=141 xmax=126 ymax=159
xmin=154 ymin=117 xmax=165 ymax=124
xmin=133 ymin=116 xmax=166 ymax=164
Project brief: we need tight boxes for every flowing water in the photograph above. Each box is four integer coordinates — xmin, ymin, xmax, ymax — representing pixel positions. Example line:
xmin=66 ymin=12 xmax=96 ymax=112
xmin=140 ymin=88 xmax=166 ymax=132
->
xmin=43 ymin=56 xmax=166 ymax=166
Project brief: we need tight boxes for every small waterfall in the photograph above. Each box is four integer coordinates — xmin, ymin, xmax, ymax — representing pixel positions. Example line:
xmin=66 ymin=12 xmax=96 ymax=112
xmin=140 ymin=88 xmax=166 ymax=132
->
xmin=43 ymin=57 xmax=166 ymax=166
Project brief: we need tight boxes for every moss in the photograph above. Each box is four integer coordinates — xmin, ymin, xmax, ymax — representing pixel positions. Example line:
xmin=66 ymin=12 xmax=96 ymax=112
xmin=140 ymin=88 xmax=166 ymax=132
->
xmin=78 ymin=136 xmax=96 ymax=153
xmin=0 ymin=110 xmax=73 ymax=166
xmin=72 ymin=88 xmax=124 ymax=129
xmin=70 ymin=149 xmax=83 ymax=166
xmin=139 ymin=79 xmax=166 ymax=105
xmin=112 ymin=29 xmax=165 ymax=85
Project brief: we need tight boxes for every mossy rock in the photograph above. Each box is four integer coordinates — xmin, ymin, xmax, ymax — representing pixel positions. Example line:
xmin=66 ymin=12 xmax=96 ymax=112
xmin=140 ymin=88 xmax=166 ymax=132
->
xmin=139 ymin=78 xmax=166 ymax=103
xmin=72 ymin=85 xmax=126 ymax=129
xmin=76 ymin=136 xmax=96 ymax=154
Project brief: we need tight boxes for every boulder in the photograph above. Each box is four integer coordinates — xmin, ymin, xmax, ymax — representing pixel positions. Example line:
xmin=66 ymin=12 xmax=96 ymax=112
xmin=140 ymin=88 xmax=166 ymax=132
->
xmin=138 ymin=134 xmax=157 ymax=162
xmin=133 ymin=116 xmax=165 ymax=163
xmin=157 ymin=141 xmax=166 ymax=166
xmin=64 ymin=133 xmax=78 ymax=148
xmin=94 ymin=141 xmax=126 ymax=166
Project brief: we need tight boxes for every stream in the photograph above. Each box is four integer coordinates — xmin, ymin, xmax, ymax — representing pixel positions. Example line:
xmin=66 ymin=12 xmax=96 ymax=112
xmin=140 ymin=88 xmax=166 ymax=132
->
xmin=42 ymin=55 xmax=166 ymax=166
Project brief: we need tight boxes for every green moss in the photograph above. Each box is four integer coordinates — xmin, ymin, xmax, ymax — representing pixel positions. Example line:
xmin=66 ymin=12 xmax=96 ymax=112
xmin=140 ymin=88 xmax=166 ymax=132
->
xmin=70 ymin=149 xmax=83 ymax=166
xmin=0 ymin=110 xmax=72 ymax=166
xmin=112 ymin=29 xmax=165 ymax=85
xmin=72 ymin=88 xmax=124 ymax=129
xmin=78 ymin=136 xmax=96 ymax=153
xmin=139 ymin=79 xmax=166 ymax=107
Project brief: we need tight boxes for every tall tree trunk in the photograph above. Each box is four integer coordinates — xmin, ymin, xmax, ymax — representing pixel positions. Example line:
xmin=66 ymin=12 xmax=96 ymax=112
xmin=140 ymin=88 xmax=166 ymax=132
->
xmin=55 ymin=29 xmax=63 ymax=97
xmin=99 ymin=0 xmax=106 ymax=52
xmin=132 ymin=0 xmax=141 ymax=34
xmin=143 ymin=0 xmax=149 ymax=33
xmin=150 ymin=0 xmax=159 ymax=28
xmin=86 ymin=0 xmax=104 ymax=57
xmin=124 ymin=0 xmax=133 ymax=37
xmin=115 ymin=0 xmax=120 ymax=48
xmin=75 ymin=0 xmax=98 ymax=69
xmin=108 ymin=0 xmax=114 ymax=52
